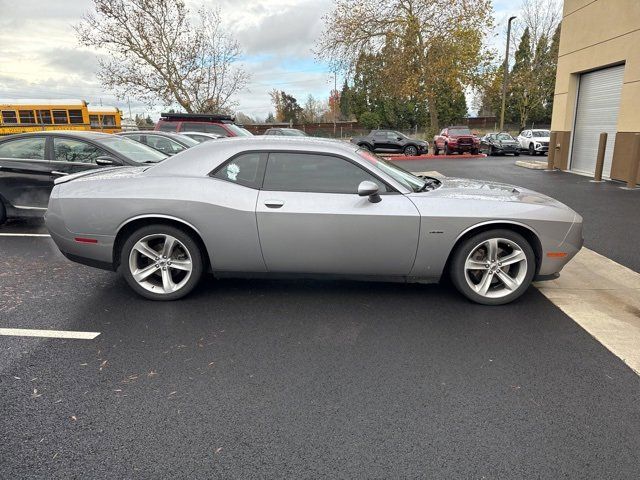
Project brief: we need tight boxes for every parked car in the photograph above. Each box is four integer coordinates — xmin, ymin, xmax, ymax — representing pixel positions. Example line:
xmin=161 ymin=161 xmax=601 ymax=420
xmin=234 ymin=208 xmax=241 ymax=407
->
xmin=350 ymin=130 xmax=428 ymax=156
xmin=433 ymin=126 xmax=480 ymax=155
xmin=46 ymin=137 xmax=583 ymax=306
xmin=180 ymin=132 xmax=224 ymax=143
xmin=480 ymin=132 xmax=521 ymax=156
xmin=264 ymin=128 xmax=307 ymax=137
xmin=0 ymin=131 xmax=166 ymax=224
xmin=517 ymin=129 xmax=550 ymax=155
xmin=155 ymin=113 xmax=253 ymax=137
xmin=118 ymin=131 xmax=199 ymax=156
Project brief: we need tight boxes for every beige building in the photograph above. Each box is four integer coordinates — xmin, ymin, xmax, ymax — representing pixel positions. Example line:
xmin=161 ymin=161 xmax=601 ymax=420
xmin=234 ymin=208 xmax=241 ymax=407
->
xmin=551 ymin=0 xmax=640 ymax=184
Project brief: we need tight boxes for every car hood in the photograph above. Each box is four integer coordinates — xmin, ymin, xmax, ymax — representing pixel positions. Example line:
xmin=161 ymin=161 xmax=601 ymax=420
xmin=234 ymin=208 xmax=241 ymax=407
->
xmin=420 ymin=176 xmax=569 ymax=207
xmin=531 ymin=137 xmax=550 ymax=142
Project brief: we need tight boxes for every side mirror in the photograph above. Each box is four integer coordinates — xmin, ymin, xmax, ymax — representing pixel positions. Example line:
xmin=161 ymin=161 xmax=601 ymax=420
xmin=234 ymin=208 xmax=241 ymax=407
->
xmin=397 ymin=136 xmax=402 ymax=141
xmin=96 ymin=156 xmax=123 ymax=166
xmin=358 ymin=180 xmax=381 ymax=203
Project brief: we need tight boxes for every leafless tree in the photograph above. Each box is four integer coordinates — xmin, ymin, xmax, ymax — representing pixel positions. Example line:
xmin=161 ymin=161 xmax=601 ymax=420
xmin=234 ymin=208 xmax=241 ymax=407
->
xmin=512 ymin=0 xmax=562 ymax=55
xmin=75 ymin=0 xmax=248 ymax=113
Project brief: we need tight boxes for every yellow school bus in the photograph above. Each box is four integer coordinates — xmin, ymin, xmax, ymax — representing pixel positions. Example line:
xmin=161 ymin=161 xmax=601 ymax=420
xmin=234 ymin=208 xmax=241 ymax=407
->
xmin=0 ymin=99 xmax=91 ymax=135
xmin=88 ymin=106 xmax=122 ymax=133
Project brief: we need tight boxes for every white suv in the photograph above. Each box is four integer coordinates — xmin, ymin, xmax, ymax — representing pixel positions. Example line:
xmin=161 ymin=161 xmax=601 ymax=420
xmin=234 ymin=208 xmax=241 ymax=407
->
xmin=517 ymin=129 xmax=550 ymax=155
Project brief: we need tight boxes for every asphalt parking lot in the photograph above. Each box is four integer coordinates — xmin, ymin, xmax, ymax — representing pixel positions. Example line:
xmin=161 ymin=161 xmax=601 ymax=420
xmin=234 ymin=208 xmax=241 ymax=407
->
xmin=1 ymin=154 xmax=639 ymax=479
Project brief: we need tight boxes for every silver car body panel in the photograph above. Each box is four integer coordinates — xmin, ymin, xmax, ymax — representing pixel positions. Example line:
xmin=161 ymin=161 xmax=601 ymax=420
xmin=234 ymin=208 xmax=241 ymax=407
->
xmin=46 ymin=137 xmax=583 ymax=282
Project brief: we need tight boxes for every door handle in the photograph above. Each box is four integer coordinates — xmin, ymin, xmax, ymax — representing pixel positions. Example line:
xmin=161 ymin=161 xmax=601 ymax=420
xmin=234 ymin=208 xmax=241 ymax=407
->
xmin=264 ymin=199 xmax=284 ymax=208
xmin=51 ymin=170 xmax=69 ymax=176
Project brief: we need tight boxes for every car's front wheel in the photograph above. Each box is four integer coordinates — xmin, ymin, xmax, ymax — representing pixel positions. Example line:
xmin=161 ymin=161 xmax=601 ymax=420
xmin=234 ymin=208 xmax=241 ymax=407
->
xmin=0 ymin=200 xmax=6 ymax=225
xmin=450 ymin=229 xmax=535 ymax=305
xmin=404 ymin=145 xmax=418 ymax=156
xmin=121 ymin=225 xmax=204 ymax=301
xmin=529 ymin=143 xmax=536 ymax=156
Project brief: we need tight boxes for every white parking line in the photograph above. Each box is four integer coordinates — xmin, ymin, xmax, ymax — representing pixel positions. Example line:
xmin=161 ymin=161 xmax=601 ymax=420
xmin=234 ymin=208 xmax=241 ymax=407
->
xmin=0 ymin=233 xmax=51 ymax=237
xmin=0 ymin=328 xmax=100 ymax=340
xmin=535 ymin=248 xmax=640 ymax=375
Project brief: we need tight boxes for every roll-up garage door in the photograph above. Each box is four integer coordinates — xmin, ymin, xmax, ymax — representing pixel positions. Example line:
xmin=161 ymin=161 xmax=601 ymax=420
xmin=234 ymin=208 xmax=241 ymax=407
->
xmin=570 ymin=65 xmax=624 ymax=177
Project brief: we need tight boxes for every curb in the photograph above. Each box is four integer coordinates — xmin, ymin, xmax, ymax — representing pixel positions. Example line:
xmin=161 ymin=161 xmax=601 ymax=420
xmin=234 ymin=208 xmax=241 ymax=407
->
xmin=381 ymin=153 xmax=487 ymax=161
xmin=515 ymin=160 xmax=547 ymax=170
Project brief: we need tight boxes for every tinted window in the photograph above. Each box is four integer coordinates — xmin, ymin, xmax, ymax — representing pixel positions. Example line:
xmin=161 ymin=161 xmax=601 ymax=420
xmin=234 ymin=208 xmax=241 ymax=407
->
xmin=122 ymin=133 xmax=142 ymax=142
xmin=38 ymin=110 xmax=52 ymax=124
xmin=212 ymin=152 xmax=264 ymax=188
xmin=53 ymin=138 xmax=107 ymax=163
xmin=263 ymin=152 xmax=385 ymax=194
xmin=373 ymin=131 xmax=386 ymax=138
xmin=52 ymin=110 xmax=68 ymax=124
xmin=19 ymin=110 xmax=36 ymax=124
xmin=157 ymin=121 xmax=179 ymax=132
xmin=2 ymin=110 xmax=18 ymax=124
xmin=204 ymin=124 xmax=230 ymax=136
xmin=68 ymin=109 xmax=84 ymax=124
xmin=449 ymin=127 xmax=472 ymax=135
xmin=0 ymin=137 xmax=46 ymax=159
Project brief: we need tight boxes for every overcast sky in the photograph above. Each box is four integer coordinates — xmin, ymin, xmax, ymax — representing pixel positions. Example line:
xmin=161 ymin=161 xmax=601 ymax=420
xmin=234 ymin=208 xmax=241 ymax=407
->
xmin=0 ymin=0 xmax=524 ymax=121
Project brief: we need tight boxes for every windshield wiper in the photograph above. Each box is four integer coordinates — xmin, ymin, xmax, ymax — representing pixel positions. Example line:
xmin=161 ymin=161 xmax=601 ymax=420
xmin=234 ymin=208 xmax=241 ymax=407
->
xmin=416 ymin=176 xmax=441 ymax=192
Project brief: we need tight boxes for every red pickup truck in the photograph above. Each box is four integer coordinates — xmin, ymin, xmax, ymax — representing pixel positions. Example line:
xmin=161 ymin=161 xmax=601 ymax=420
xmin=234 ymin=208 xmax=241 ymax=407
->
xmin=433 ymin=126 xmax=480 ymax=155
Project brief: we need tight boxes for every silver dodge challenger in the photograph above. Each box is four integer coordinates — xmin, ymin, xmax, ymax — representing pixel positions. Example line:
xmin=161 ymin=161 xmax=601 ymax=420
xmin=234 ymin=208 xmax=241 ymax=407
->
xmin=45 ymin=137 xmax=583 ymax=305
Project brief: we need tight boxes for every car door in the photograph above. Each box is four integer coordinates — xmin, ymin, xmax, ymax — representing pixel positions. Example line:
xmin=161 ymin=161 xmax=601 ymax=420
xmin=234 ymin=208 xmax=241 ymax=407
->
xmin=518 ymin=130 xmax=529 ymax=149
xmin=387 ymin=131 xmax=403 ymax=152
xmin=0 ymin=136 xmax=51 ymax=210
xmin=256 ymin=151 xmax=420 ymax=275
xmin=371 ymin=131 xmax=389 ymax=151
xmin=49 ymin=137 xmax=106 ymax=178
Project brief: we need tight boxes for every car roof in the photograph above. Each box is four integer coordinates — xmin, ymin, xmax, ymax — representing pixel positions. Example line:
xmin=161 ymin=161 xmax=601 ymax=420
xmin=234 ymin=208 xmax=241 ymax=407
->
xmin=0 ymin=130 xmax=115 ymax=142
xmin=146 ymin=136 xmax=359 ymax=177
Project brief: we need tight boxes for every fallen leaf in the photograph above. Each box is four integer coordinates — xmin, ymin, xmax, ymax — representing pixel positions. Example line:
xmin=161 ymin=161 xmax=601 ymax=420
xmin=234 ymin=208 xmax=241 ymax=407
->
xmin=168 ymin=391 xmax=177 ymax=396
xmin=214 ymin=447 xmax=223 ymax=454
xmin=70 ymin=416 xmax=77 ymax=421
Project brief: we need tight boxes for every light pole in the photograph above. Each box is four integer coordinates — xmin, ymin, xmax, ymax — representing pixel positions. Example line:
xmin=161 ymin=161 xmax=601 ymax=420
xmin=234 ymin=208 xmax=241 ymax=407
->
xmin=500 ymin=16 xmax=516 ymax=132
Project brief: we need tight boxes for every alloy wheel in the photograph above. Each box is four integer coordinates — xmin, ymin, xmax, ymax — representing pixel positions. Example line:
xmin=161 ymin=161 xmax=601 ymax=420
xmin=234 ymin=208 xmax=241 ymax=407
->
xmin=463 ymin=238 xmax=528 ymax=299
xmin=128 ymin=234 xmax=193 ymax=294
xmin=405 ymin=146 xmax=418 ymax=156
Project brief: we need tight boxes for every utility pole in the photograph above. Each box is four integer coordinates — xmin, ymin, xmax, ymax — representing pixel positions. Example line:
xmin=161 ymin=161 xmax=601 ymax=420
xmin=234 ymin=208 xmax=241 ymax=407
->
xmin=127 ymin=96 xmax=132 ymax=119
xmin=500 ymin=16 xmax=516 ymax=132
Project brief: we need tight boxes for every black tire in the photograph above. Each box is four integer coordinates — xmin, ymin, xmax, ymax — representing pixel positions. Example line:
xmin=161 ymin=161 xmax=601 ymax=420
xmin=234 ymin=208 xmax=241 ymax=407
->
xmin=121 ymin=224 xmax=204 ymax=301
xmin=514 ymin=152 xmax=520 ymax=156
xmin=358 ymin=143 xmax=372 ymax=151
xmin=471 ymin=148 xmax=479 ymax=155
xmin=444 ymin=143 xmax=452 ymax=155
xmin=404 ymin=145 xmax=418 ymax=156
xmin=449 ymin=229 xmax=536 ymax=306
xmin=528 ymin=143 xmax=536 ymax=156
xmin=487 ymin=146 xmax=495 ymax=156
xmin=433 ymin=145 xmax=439 ymax=155
xmin=0 ymin=200 xmax=6 ymax=226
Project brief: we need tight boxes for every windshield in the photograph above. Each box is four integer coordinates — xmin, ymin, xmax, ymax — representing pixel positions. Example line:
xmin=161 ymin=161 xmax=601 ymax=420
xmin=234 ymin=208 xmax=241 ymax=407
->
xmin=357 ymin=149 xmax=427 ymax=192
xmin=97 ymin=136 xmax=167 ymax=163
xmin=449 ymin=127 xmax=472 ymax=136
xmin=496 ymin=133 xmax=514 ymax=141
xmin=393 ymin=131 xmax=408 ymax=139
xmin=532 ymin=130 xmax=550 ymax=137
xmin=226 ymin=124 xmax=253 ymax=136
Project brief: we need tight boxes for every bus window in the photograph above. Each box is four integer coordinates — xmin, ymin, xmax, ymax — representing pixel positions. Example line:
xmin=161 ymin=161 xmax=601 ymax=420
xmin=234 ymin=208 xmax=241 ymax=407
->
xmin=1 ymin=110 xmax=18 ymax=124
xmin=38 ymin=110 xmax=52 ymax=124
xmin=52 ymin=110 xmax=68 ymax=124
xmin=68 ymin=109 xmax=84 ymax=124
xmin=101 ymin=115 xmax=116 ymax=126
xmin=90 ymin=115 xmax=100 ymax=127
xmin=19 ymin=110 xmax=36 ymax=124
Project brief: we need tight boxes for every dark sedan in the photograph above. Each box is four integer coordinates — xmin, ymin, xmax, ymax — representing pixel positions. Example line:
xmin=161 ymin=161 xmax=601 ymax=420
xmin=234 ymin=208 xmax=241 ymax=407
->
xmin=0 ymin=131 xmax=166 ymax=224
xmin=118 ymin=131 xmax=199 ymax=156
xmin=480 ymin=132 xmax=521 ymax=156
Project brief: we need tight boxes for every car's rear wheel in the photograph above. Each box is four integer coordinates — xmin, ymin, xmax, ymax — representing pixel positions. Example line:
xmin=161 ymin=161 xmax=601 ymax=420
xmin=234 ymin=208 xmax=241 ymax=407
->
xmin=450 ymin=229 xmax=535 ymax=305
xmin=404 ymin=145 xmax=418 ymax=156
xmin=121 ymin=225 xmax=204 ymax=301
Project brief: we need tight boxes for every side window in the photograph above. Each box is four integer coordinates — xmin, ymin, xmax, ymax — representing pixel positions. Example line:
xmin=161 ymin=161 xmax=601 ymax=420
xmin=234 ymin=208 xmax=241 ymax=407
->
xmin=373 ymin=131 xmax=386 ymax=139
xmin=52 ymin=110 xmax=68 ymax=124
xmin=157 ymin=121 xmax=179 ymax=132
xmin=181 ymin=122 xmax=205 ymax=133
xmin=1 ymin=110 xmax=18 ymax=124
xmin=0 ymin=137 xmax=46 ymax=159
xmin=19 ymin=110 xmax=36 ymax=124
xmin=53 ymin=138 xmax=107 ymax=164
xmin=38 ymin=110 xmax=52 ymax=124
xmin=89 ymin=115 xmax=100 ymax=127
xmin=263 ymin=152 xmax=386 ymax=194
xmin=387 ymin=131 xmax=399 ymax=140
xmin=68 ymin=109 xmax=84 ymax=124
xmin=102 ymin=115 xmax=116 ymax=126
xmin=212 ymin=152 xmax=264 ymax=188
xmin=124 ymin=134 xmax=142 ymax=142
xmin=203 ymin=124 xmax=229 ymax=136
